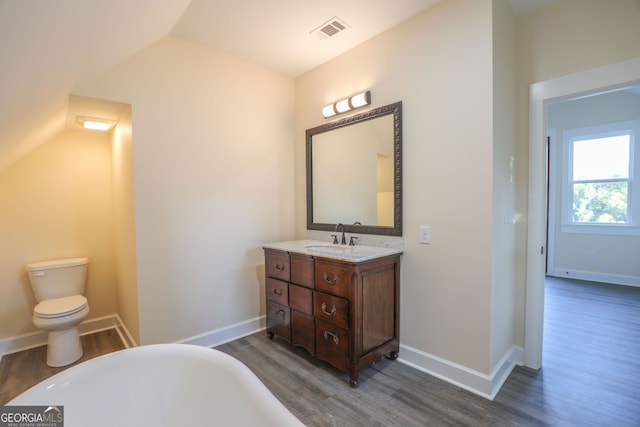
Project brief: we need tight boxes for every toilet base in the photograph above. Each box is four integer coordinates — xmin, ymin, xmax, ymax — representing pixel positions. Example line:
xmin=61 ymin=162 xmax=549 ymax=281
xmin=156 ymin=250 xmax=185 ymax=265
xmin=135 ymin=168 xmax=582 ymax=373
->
xmin=46 ymin=326 xmax=83 ymax=367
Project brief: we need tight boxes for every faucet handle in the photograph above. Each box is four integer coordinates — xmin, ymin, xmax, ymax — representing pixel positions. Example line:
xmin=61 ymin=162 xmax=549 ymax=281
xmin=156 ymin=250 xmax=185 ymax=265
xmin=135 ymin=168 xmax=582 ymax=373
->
xmin=349 ymin=236 xmax=358 ymax=246
xmin=331 ymin=234 xmax=339 ymax=244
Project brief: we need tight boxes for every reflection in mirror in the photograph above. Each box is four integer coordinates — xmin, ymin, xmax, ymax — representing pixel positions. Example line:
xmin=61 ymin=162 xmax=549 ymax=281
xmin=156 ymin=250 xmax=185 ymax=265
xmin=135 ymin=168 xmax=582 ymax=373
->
xmin=306 ymin=102 xmax=402 ymax=236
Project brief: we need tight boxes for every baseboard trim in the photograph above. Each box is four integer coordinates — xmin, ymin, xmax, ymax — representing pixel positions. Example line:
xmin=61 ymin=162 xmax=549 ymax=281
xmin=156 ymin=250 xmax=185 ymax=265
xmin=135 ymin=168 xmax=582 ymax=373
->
xmin=548 ymin=268 xmax=640 ymax=288
xmin=1 ymin=312 xmax=524 ymax=401
xmin=113 ymin=314 xmax=138 ymax=348
xmin=0 ymin=314 xmax=136 ymax=356
xmin=398 ymin=344 xmax=523 ymax=400
xmin=175 ymin=316 xmax=524 ymax=400
xmin=176 ymin=315 xmax=266 ymax=348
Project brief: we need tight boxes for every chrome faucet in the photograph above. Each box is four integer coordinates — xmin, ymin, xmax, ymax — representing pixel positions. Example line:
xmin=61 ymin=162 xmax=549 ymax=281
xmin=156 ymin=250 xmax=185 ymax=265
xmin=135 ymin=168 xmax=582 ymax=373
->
xmin=335 ymin=223 xmax=347 ymax=245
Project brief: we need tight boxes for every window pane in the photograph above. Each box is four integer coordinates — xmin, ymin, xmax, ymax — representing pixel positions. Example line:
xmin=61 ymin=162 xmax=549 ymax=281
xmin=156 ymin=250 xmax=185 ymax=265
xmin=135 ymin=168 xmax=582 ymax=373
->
xmin=573 ymin=135 xmax=630 ymax=180
xmin=573 ymin=181 xmax=628 ymax=223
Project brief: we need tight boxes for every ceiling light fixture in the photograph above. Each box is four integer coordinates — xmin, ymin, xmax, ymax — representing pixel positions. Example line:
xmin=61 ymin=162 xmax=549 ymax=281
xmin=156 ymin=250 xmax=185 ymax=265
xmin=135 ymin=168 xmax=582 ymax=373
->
xmin=77 ymin=116 xmax=117 ymax=131
xmin=322 ymin=91 xmax=371 ymax=119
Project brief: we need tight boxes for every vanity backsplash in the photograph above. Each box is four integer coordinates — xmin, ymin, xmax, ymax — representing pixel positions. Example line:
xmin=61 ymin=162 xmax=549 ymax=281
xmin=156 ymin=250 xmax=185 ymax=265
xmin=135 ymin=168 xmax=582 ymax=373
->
xmin=306 ymin=230 xmax=404 ymax=250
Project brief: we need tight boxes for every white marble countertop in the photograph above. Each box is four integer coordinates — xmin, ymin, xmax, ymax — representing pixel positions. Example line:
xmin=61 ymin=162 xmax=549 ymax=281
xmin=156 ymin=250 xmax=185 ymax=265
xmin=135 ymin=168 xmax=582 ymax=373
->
xmin=262 ymin=239 xmax=403 ymax=262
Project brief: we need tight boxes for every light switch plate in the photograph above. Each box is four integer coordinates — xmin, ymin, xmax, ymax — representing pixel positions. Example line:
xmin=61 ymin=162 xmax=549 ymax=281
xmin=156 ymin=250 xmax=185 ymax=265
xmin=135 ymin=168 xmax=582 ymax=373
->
xmin=419 ymin=226 xmax=431 ymax=244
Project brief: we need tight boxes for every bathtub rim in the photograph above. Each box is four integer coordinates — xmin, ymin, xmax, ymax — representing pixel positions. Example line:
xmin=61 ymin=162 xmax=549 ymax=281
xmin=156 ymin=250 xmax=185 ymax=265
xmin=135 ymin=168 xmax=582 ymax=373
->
xmin=8 ymin=343 xmax=304 ymax=427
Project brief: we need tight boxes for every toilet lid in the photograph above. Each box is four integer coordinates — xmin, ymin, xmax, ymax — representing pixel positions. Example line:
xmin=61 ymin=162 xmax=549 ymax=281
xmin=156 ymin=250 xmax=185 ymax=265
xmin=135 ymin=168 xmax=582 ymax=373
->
xmin=34 ymin=295 xmax=88 ymax=318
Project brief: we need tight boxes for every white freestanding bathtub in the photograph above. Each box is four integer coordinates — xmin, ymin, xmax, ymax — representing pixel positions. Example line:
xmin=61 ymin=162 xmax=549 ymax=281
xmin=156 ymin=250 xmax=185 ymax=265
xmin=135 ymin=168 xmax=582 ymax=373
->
xmin=8 ymin=344 xmax=304 ymax=427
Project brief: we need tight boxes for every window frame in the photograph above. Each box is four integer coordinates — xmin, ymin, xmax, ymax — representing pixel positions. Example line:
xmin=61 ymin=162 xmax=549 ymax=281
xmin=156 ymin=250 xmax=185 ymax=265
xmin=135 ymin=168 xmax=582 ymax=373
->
xmin=561 ymin=119 xmax=639 ymax=236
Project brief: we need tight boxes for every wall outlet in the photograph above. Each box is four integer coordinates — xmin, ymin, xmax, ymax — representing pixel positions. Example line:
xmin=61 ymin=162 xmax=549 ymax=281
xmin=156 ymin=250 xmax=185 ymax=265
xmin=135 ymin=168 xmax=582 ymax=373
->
xmin=419 ymin=226 xmax=431 ymax=244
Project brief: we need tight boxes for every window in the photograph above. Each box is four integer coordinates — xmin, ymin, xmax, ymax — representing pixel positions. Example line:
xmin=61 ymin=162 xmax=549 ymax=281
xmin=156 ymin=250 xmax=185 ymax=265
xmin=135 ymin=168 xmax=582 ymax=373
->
xmin=561 ymin=120 xmax=639 ymax=235
xmin=571 ymin=134 xmax=629 ymax=223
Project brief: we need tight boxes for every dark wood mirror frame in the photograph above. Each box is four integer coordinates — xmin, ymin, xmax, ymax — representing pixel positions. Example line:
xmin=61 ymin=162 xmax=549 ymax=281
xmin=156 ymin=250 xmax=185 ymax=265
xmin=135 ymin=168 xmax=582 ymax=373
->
xmin=306 ymin=101 xmax=402 ymax=236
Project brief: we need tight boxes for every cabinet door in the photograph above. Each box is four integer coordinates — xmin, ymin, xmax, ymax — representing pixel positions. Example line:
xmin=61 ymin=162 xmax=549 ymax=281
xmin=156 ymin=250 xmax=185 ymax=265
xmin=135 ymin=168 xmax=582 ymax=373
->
xmin=266 ymin=300 xmax=291 ymax=342
xmin=313 ymin=291 xmax=348 ymax=329
xmin=290 ymin=284 xmax=315 ymax=354
xmin=292 ymin=311 xmax=315 ymax=354
xmin=290 ymin=284 xmax=312 ymax=315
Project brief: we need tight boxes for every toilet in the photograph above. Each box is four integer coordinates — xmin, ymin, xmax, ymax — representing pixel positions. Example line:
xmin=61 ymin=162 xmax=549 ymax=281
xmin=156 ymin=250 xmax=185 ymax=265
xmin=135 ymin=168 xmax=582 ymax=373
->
xmin=25 ymin=257 xmax=90 ymax=367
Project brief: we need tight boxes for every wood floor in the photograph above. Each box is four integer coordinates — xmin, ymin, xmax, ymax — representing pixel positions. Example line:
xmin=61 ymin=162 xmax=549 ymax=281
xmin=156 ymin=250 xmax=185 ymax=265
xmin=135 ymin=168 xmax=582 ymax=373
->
xmin=1 ymin=278 xmax=639 ymax=426
xmin=216 ymin=277 xmax=640 ymax=426
xmin=0 ymin=328 xmax=125 ymax=404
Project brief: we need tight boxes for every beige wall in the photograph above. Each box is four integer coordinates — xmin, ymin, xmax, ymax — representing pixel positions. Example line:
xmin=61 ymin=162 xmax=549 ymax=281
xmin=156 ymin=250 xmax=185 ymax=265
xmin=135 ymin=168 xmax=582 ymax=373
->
xmin=490 ymin=0 xmax=518 ymax=371
xmin=0 ymin=129 xmax=118 ymax=339
xmin=515 ymin=0 xmax=640 ymax=338
xmin=76 ymin=36 xmax=296 ymax=345
xmin=111 ymin=107 xmax=140 ymax=343
xmin=296 ymin=0 xmax=497 ymax=374
xmin=517 ymin=0 xmax=640 ymax=86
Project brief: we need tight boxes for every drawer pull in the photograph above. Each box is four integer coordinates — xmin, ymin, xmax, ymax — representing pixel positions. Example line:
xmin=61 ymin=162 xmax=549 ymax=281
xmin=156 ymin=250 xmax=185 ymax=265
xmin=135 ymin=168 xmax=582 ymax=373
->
xmin=272 ymin=288 xmax=283 ymax=296
xmin=276 ymin=309 xmax=286 ymax=318
xmin=323 ymin=272 xmax=338 ymax=285
xmin=274 ymin=263 xmax=286 ymax=271
xmin=321 ymin=302 xmax=337 ymax=316
xmin=323 ymin=330 xmax=339 ymax=345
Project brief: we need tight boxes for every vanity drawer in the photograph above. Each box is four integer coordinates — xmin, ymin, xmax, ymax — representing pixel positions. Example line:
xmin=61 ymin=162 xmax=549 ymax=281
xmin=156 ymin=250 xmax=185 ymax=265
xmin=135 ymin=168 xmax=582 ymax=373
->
xmin=290 ymin=284 xmax=312 ymax=315
xmin=266 ymin=300 xmax=291 ymax=342
xmin=266 ymin=278 xmax=288 ymax=306
xmin=291 ymin=254 xmax=314 ymax=288
xmin=314 ymin=291 xmax=348 ymax=329
xmin=315 ymin=260 xmax=351 ymax=298
xmin=265 ymin=250 xmax=290 ymax=281
xmin=315 ymin=319 xmax=349 ymax=371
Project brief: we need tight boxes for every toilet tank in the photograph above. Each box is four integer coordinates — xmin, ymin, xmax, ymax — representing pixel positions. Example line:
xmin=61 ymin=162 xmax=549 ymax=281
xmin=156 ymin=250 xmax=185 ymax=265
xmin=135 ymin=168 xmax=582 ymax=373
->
xmin=25 ymin=258 xmax=89 ymax=302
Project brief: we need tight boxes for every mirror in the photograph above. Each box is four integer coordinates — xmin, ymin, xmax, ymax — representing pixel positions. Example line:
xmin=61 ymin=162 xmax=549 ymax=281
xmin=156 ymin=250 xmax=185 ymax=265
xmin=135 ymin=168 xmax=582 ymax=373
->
xmin=306 ymin=101 xmax=402 ymax=236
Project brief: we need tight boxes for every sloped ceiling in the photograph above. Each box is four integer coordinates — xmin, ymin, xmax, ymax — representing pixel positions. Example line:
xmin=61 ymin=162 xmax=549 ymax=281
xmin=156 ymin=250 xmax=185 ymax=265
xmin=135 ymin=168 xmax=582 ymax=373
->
xmin=0 ymin=0 xmax=191 ymax=170
xmin=171 ymin=0 xmax=443 ymax=77
xmin=0 ymin=0 xmax=555 ymax=171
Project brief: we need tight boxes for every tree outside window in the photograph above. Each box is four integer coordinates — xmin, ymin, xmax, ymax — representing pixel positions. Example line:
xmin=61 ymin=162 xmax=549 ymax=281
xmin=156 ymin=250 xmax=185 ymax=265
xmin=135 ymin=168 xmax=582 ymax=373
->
xmin=571 ymin=135 xmax=630 ymax=224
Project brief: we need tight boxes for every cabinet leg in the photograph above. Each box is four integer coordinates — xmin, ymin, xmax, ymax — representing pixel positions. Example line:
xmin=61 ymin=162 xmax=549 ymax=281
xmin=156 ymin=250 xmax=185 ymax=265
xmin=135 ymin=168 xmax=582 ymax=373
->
xmin=349 ymin=369 xmax=360 ymax=387
xmin=386 ymin=351 xmax=399 ymax=360
xmin=267 ymin=331 xmax=274 ymax=340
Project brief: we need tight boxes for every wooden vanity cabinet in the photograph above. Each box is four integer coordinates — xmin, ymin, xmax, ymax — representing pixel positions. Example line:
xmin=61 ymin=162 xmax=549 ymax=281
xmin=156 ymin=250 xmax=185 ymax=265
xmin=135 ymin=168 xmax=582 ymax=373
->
xmin=264 ymin=248 xmax=400 ymax=386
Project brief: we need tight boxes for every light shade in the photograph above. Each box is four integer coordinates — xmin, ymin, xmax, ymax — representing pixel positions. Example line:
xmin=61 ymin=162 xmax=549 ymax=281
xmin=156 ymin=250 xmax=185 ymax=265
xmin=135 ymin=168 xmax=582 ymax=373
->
xmin=322 ymin=104 xmax=337 ymax=118
xmin=350 ymin=91 xmax=371 ymax=108
xmin=322 ymin=90 xmax=371 ymax=119
xmin=77 ymin=116 xmax=116 ymax=131
xmin=335 ymin=98 xmax=351 ymax=113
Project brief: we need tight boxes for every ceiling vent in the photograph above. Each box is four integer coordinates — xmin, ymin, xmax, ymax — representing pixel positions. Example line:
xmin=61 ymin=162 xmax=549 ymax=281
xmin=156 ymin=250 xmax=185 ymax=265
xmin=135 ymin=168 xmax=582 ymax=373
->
xmin=310 ymin=16 xmax=350 ymax=40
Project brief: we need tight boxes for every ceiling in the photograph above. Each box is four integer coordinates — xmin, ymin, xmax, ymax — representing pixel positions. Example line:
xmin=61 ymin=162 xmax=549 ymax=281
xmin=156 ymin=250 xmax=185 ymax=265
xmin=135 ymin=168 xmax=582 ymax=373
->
xmin=171 ymin=0 xmax=444 ymax=77
xmin=0 ymin=0 xmax=555 ymax=171
xmin=171 ymin=0 xmax=559 ymax=77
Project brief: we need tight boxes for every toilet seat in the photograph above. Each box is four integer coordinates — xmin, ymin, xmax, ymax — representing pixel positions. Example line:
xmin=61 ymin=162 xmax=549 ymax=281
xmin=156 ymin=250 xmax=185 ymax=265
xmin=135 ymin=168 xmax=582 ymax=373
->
xmin=34 ymin=295 xmax=88 ymax=319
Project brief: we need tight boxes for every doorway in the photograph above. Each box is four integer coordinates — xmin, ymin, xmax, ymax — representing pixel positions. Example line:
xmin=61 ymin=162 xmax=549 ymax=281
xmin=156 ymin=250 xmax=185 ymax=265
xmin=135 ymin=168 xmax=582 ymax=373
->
xmin=545 ymin=88 xmax=640 ymax=283
xmin=524 ymin=57 xmax=640 ymax=369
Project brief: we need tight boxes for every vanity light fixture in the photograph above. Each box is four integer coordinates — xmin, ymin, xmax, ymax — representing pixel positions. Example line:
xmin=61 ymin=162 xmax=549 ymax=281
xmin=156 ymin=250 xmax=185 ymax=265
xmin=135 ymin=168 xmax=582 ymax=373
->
xmin=322 ymin=90 xmax=371 ymax=118
xmin=77 ymin=116 xmax=117 ymax=131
